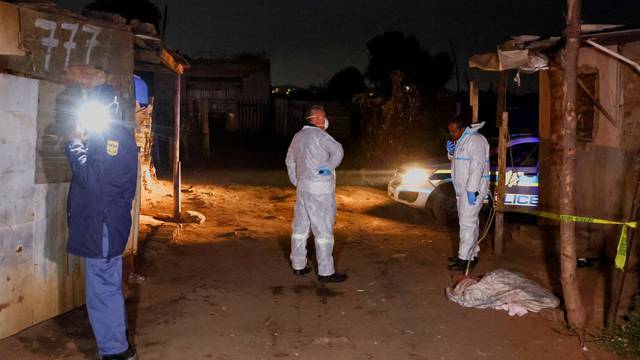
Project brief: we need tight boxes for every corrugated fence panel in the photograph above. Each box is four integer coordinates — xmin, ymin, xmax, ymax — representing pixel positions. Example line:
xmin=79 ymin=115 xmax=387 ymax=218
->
xmin=273 ymin=99 xmax=352 ymax=139
xmin=237 ymin=99 xmax=270 ymax=131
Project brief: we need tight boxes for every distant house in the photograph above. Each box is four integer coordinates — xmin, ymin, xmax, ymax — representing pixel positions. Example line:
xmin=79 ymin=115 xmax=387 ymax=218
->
xmin=184 ymin=55 xmax=271 ymax=157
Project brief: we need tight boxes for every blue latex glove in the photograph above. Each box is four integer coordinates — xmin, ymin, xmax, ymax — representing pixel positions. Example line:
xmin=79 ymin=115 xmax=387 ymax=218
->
xmin=317 ymin=166 xmax=332 ymax=176
xmin=466 ymin=191 xmax=478 ymax=205
xmin=467 ymin=191 xmax=478 ymax=205
xmin=446 ymin=140 xmax=455 ymax=155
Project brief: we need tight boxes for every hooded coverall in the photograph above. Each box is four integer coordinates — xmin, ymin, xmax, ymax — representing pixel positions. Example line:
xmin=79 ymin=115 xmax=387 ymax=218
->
xmin=286 ymin=126 xmax=344 ymax=276
xmin=450 ymin=122 xmax=490 ymax=261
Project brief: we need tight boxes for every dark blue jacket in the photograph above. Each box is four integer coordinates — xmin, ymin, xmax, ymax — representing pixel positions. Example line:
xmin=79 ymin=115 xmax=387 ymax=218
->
xmin=66 ymin=124 xmax=138 ymax=258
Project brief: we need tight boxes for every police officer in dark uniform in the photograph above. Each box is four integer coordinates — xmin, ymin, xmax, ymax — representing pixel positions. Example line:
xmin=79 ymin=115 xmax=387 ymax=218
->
xmin=66 ymin=84 xmax=138 ymax=360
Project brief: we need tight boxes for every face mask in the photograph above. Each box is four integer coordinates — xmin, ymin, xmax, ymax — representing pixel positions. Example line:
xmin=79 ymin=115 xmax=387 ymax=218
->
xmin=305 ymin=115 xmax=329 ymax=129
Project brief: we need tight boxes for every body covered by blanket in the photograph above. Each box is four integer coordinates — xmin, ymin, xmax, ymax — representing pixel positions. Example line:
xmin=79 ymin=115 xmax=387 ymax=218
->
xmin=446 ymin=269 xmax=559 ymax=316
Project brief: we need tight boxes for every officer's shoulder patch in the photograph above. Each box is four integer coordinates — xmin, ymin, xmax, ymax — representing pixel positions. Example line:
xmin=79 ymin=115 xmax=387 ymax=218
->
xmin=106 ymin=140 xmax=119 ymax=156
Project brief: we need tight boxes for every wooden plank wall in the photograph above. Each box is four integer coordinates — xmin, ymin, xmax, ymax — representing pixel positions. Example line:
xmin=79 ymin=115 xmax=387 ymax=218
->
xmin=618 ymin=39 xmax=640 ymax=324
xmin=0 ymin=2 xmax=24 ymax=55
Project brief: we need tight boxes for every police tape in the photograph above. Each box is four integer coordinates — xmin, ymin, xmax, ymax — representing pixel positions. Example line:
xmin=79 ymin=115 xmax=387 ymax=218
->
xmin=502 ymin=208 xmax=637 ymax=270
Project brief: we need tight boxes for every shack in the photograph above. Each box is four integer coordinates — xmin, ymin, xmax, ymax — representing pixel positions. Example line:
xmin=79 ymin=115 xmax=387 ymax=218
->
xmin=185 ymin=55 xmax=271 ymax=158
xmin=0 ymin=1 xmax=137 ymax=338
xmin=469 ymin=25 xmax=640 ymax=320
xmin=132 ymin=21 xmax=188 ymax=181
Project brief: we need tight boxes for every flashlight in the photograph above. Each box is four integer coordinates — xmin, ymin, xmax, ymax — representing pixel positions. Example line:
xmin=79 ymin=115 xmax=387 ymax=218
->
xmin=76 ymin=97 xmax=117 ymax=134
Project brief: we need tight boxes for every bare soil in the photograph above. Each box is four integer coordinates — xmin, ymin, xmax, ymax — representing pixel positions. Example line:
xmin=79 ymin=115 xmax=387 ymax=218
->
xmin=0 ymin=168 xmax=620 ymax=360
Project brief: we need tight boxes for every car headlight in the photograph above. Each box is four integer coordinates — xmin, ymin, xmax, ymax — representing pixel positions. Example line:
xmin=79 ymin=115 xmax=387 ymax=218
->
xmin=401 ymin=167 xmax=430 ymax=186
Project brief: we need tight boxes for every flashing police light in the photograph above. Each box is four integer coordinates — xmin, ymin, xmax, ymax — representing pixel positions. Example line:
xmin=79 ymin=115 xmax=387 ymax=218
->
xmin=76 ymin=101 xmax=111 ymax=134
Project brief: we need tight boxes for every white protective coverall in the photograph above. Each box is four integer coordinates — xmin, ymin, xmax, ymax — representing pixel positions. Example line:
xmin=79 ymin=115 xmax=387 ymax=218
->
xmin=450 ymin=122 xmax=490 ymax=261
xmin=286 ymin=125 xmax=344 ymax=276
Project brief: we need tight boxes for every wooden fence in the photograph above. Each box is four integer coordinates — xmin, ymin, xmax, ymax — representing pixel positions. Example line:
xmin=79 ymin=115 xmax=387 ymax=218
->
xmin=273 ymin=99 xmax=352 ymax=139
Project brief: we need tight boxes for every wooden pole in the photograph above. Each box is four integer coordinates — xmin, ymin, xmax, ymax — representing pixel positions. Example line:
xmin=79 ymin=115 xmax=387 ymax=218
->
xmin=173 ymin=73 xmax=182 ymax=221
xmin=494 ymin=72 xmax=507 ymax=256
xmin=201 ymin=99 xmax=210 ymax=159
xmin=559 ymin=0 xmax=586 ymax=332
xmin=470 ymin=81 xmax=479 ymax=123
xmin=494 ymin=114 xmax=508 ymax=256
xmin=496 ymin=72 xmax=507 ymax=130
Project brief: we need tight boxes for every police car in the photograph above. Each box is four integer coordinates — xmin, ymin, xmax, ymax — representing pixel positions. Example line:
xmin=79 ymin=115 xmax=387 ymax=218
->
xmin=387 ymin=135 xmax=539 ymax=222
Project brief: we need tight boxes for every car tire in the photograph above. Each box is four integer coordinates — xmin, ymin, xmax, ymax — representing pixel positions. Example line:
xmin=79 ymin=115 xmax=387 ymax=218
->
xmin=428 ymin=183 xmax=458 ymax=226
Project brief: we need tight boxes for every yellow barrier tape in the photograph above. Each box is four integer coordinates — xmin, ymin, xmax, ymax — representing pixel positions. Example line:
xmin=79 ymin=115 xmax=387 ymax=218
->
xmin=504 ymin=208 xmax=637 ymax=270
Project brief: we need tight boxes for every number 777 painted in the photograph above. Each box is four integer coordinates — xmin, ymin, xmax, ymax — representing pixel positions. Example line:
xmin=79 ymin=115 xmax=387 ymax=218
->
xmin=34 ymin=18 xmax=102 ymax=72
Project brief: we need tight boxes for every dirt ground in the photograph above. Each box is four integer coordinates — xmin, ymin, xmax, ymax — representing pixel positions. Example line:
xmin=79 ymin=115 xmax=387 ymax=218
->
xmin=0 ymin=168 xmax=622 ymax=360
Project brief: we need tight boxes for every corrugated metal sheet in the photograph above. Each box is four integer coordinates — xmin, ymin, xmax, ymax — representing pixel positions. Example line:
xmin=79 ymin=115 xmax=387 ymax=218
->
xmin=237 ymin=99 xmax=269 ymax=131
xmin=0 ymin=74 xmax=86 ymax=340
xmin=0 ymin=2 xmax=139 ymax=339
xmin=188 ymin=88 xmax=270 ymax=132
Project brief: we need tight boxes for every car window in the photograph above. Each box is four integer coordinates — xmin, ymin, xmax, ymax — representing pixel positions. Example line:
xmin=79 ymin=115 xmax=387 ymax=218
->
xmin=508 ymin=142 xmax=538 ymax=167
xmin=490 ymin=142 xmax=539 ymax=167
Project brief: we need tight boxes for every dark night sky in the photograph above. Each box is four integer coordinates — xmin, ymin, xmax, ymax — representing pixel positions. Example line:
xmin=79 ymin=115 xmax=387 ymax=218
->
xmin=58 ymin=0 xmax=640 ymax=88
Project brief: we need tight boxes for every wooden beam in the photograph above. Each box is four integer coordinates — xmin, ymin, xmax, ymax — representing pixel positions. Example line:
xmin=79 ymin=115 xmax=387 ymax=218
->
xmin=173 ymin=74 xmax=182 ymax=221
xmin=577 ymin=77 xmax=617 ymax=126
xmin=585 ymin=39 xmax=640 ymax=73
xmin=559 ymin=0 xmax=587 ymax=333
xmin=160 ymin=48 xmax=185 ymax=74
xmin=494 ymin=71 xmax=507 ymax=256
xmin=470 ymin=81 xmax=479 ymax=123
xmin=0 ymin=2 xmax=25 ymax=56
xmin=494 ymin=113 xmax=509 ymax=256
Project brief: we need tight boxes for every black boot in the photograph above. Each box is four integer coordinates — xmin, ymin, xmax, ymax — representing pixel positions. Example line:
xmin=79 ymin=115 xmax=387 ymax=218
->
xmin=101 ymin=345 xmax=137 ymax=360
xmin=448 ymin=256 xmax=478 ymax=266
xmin=318 ymin=273 xmax=348 ymax=283
xmin=292 ymin=266 xmax=312 ymax=276
xmin=448 ymin=258 xmax=477 ymax=272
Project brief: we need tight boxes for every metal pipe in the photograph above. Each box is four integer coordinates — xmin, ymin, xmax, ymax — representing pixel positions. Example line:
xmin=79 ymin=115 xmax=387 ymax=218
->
xmin=162 ymin=4 xmax=169 ymax=41
xmin=173 ymin=73 xmax=181 ymax=221
xmin=585 ymin=39 xmax=640 ymax=73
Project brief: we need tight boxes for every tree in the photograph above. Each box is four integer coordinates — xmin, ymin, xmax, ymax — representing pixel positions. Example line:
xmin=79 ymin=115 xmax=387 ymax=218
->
xmin=559 ymin=0 xmax=586 ymax=333
xmin=366 ymin=31 xmax=452 ymax=97
xmin=327 ymin=67 xmax=367 ymax=101
xmin=84 ymin=0 xmax=162 ymax=31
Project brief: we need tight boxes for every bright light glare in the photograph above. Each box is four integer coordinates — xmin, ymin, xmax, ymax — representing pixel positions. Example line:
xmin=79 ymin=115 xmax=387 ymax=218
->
xmin=77 ymin=101 xmax=109 ymax=133
xmin=401 ymin=168 xmax=429 ymax=186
